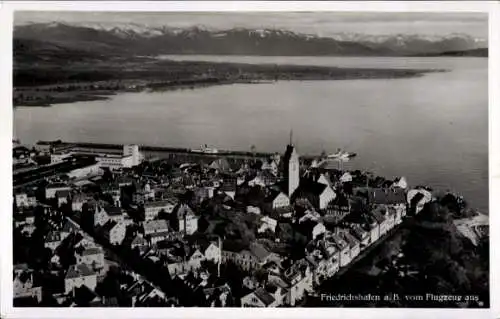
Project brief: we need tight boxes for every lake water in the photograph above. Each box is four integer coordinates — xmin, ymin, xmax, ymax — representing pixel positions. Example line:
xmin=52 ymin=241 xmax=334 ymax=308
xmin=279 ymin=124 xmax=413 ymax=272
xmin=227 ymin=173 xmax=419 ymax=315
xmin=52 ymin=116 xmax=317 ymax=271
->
xmin=14 ymin=56 xmax=488 ymax=212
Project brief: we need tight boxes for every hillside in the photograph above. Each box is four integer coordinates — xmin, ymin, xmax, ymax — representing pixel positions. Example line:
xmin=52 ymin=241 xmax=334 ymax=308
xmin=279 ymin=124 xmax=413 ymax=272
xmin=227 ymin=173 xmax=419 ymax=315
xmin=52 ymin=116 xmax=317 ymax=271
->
xmin=14 ymin=23 xmax=488 ymax=57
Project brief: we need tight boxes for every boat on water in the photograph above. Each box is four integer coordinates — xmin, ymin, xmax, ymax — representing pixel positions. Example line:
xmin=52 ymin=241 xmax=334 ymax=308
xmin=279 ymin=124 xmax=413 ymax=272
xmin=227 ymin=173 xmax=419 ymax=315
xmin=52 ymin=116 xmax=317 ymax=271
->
xmin=327 ymin=149 xmax=357 ymax=161
xmin=191 ymin=144 xmax=219 ymax=154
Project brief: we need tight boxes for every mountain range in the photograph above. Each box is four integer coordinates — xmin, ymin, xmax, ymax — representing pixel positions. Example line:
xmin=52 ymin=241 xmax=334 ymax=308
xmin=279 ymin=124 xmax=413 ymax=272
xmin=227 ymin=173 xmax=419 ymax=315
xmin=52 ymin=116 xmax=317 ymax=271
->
xmin=14 ymin=22 xmax=488 ymax=58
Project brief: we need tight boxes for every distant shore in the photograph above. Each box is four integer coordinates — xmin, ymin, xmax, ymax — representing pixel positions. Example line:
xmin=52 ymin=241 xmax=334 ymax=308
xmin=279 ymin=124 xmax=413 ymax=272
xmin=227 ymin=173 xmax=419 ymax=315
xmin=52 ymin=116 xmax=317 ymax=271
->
xmin=13 ymin=58 xmax=445 ymax=107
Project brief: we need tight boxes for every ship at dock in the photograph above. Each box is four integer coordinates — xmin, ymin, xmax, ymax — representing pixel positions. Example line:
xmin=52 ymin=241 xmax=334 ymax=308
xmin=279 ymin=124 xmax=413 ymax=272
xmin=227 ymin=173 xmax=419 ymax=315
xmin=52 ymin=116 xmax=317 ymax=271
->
xmin=191 ymin=144 xmax=219 ymax=154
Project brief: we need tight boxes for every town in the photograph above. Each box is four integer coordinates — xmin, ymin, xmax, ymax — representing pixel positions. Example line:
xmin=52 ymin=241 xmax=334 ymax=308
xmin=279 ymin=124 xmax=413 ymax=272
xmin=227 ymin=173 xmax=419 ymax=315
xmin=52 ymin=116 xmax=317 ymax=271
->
xmin=14 ymin=136 xmax=454 ymax=307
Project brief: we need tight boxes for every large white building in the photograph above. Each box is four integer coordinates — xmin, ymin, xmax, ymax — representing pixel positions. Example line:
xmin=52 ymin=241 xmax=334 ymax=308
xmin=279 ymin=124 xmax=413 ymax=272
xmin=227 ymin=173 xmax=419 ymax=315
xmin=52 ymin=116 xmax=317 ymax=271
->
xmin=123 ymin=144 xmax=143 ymax=167
xmin=95 ymin=144 xmax=144 ymax=171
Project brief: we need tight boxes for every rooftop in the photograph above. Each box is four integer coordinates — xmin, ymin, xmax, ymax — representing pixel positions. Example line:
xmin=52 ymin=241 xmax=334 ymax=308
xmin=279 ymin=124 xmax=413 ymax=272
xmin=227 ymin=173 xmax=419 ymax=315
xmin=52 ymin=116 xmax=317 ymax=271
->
xmin=66 ymin=264 xmax=96 ymax=279
xmin=253 ymin=287 xmax=276 ymax=306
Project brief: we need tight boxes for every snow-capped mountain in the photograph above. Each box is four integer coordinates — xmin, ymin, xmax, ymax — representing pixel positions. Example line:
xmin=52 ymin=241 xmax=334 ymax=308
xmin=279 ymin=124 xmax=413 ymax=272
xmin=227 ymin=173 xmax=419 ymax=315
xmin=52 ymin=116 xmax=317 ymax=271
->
xmin=14 ymin=22 xmax=488 ymax=57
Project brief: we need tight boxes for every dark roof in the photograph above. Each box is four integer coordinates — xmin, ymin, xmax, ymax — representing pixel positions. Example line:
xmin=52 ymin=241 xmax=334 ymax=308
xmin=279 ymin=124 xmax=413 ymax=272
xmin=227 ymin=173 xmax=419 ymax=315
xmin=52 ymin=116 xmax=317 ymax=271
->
xmin=296 ymin=219 xmax=320 ymax=236
xmin=62 ymin=219 xmax=79 ymax=233
xmin=220 ymin=180 xmax=236 ymax=192
xmin=66 ymin=264 xmax=95 ymax=279
xmin=47 ymin=183 xmax=69 ymax=189
xmin=80 ymin=247 xmax=103 ymax=256
xmin=368 ymin=188 xmax=406 ymax=205
xmin=297 ymin=180 xmax=328 ymax=196
xmin=144 ymin=200 xmax=177 ymax=208
xmin=55 ymin=190 xmax=71 ymax=198
xmin=329 ymin=193 xmax=349 ymax=207
xmin=100 ymin=220 xmax=118 ymax=233
xmin=222 ymin=240 xmax=247 ymax=253
xmin=104 ymin=205 xmax=123 ymax=216
xmin=264 ymin=189 xmax=285 ymax=203
xmin=249 ymin=242 xmax=271 ymax=261
xmin=209 ymin=158 xmax=231 ymax=172
xmin=371 ymin=210 xmax=386 ymax=224
xmin=253 ymin=287 xmax=275 ymax=306
xmin=46 ymin=231 xmax=62 ymax=243
xmin=174 ymin=204 xmax=195 ymax=218
xmin=410 ymin=192 xmax=425 ymax=206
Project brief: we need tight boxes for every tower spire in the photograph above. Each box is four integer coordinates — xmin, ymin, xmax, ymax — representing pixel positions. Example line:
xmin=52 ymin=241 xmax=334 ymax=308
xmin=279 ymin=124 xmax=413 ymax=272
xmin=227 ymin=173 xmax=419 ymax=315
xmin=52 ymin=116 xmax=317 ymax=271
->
xmin=289 ymin=129 xmax=293 ymax=146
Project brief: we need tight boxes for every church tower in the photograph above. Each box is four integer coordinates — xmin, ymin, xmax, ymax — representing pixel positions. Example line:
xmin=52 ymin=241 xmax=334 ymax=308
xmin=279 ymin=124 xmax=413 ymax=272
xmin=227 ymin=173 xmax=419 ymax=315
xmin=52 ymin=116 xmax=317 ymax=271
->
xmin=283 ymin=130 xmax=299 ymax=197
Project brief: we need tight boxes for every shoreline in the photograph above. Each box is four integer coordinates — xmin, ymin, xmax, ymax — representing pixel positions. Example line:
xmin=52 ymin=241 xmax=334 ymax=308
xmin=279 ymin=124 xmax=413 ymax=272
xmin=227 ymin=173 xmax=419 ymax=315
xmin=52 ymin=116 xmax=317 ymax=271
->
xmin=15 ymin=139 xmax=488 ymax=220
xmin=13 ymin=57 xmax=445 ymax=107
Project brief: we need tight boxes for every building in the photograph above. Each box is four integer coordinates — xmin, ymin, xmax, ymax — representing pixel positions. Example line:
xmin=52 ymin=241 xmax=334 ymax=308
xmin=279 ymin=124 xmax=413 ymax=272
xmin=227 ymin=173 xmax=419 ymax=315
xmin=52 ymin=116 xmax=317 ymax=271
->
xmin=294 ymin=181 xmax=336 ymax=211
xmin=364 ymin=215 xmax=380 ymax=245
xmin=123 ymin=144 xmax=143 ymax=167
xmin=50 ymin=152 xmax=73 ymax=164
xmin=14 ymin=191 xmax=37 ymax=208
xmin=297 ymin=220 xmax=326 ymax=241
xmin=129 ymin=234 xmax=149 ymax=252
xmin=220 ymin=181 xmax=236 ymax=200
xmin=100 ymin=221 xmax=127 ymax=245
xmin=241 ymin=287 xmax=279 ymax=307
xmin=143 ymin=219 xmax=169 ymax=236
xmin=44 ymin=231 xmax=66 ymax=251
xmin=368 ymin=188 xmax=407 ymax=219
xmin=71 ymin=193 xmax=88 ymax=212
xmin=64 ymin=264 xmax=98 ymax=294
xmin=94 ymin=205 xmax=125 ymax=227
xmin=75 ymin=246 xmax=105 ymax=269
xmin=95 ymin=154 xmax=135 ymax=171
xmin=283 ymin=142 xmax=300 ymax=197
xmin=339 ymin=230 xmax=361 ymax=260
xmin=349 ymin=224 xmax=370 ymax=250
xmin=264 ymin=190 xmax=290 ymax=210
xmin=143 ymin=200 xmax=177 ymax=221
xmin=56 ymin=190 xmax=71 ymax=207
xmin=67 ymin=163 xmax=102 ymax=180
xmin=325 ymin=193 xmax=351 ymax=222
xmin=102 ymin=184 xmax=121 ymax=207
xmin=45 ymin=183 xmax=71 ymax=199
xmin=222 ymin=242 xmax=277 ymax=271
xmin=327 ymin=232 xmax=351 ymax=267
xmin=407 ymin=188 xmax=432 ymax=215
xmin=281 ymin=258 xmax=314 ymax=306
xmin=173 ymin=204 xmax=198 ymax=235
xmin=13 ymin=268 xmax=42 ymax=303
xmin=258 ymin=216 xmax=278 ymax=234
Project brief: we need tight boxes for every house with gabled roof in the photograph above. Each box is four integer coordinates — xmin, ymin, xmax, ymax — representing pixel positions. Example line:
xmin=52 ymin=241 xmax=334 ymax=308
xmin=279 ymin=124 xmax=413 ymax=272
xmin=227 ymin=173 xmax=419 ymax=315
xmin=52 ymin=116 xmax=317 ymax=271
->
xmin=13 ymin=268 xmax=42 ymax=303
xmin=294 ymin=180 xmax=336 ymax=211
xmin=44 ymin=231 xmax=67 ymax=251
xmin=241 ymin=287 xmax=278 ymax=307
xmin=94 ymin=204 xmax=125 ymax=227
xmin=64 ymin=264 xmax=97 ymax=294
xmin=74 ymin=246 xmax=105 ymax=269
xmin=264 ymin=189 xmax=290 ymax=210
xmin=326 ymin=231 xmax=351 ymax=267
xmin=100 ymin=220 xmax=126 ymax=245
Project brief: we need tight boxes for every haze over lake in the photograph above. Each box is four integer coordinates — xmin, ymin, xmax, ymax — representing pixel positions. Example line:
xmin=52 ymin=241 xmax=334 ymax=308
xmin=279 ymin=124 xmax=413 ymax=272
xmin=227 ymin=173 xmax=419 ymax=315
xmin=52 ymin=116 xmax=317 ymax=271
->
xmin=13 ymin=56 xmax=488 ymax=212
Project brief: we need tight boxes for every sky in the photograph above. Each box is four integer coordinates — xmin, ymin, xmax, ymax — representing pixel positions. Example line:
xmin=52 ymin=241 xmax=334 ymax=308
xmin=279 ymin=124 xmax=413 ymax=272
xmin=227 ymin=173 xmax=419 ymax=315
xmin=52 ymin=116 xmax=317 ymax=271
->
xmin=14 ymin=11 xmax=488 ymax=39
